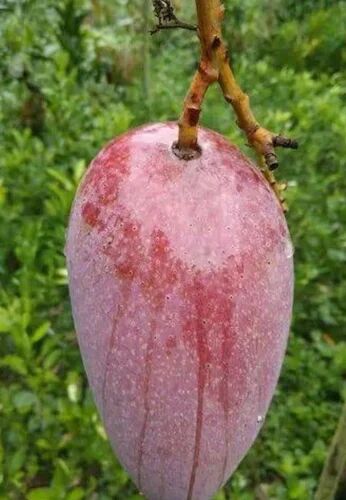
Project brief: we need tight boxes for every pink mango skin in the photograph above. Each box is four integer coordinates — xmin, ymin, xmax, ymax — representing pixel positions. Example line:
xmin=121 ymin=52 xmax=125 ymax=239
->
xmin=66 ymin=123 xmax=293 ymax=500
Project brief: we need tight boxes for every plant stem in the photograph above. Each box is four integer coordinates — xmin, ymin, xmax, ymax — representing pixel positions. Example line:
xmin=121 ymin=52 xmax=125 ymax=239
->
xmin=218 ymin=61 xmax=297 ymax=172
xmin=175 ymin=0 xmax=222 ymax=159
xmin=173 ymin=0 xmax=297 ymax=209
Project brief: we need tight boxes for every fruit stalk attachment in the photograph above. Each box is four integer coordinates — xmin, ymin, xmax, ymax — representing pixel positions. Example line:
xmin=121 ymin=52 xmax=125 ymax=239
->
xmin=151 ymin=0 xmax=298 ymax=211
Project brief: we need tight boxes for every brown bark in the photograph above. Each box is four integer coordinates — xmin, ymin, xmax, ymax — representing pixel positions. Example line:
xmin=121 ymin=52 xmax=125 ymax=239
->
xmin=176 ymin=0 xmax=224 ymax=158
xmin=173 ymin=0 xmax=297 ymax=209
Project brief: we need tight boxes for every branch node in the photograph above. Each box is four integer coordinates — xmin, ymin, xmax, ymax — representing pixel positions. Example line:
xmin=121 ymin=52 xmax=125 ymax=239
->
xmin=199 ymin=60 xmax=219 ymax=83
xmin=211 ymin=36 xmax=221 ymax=49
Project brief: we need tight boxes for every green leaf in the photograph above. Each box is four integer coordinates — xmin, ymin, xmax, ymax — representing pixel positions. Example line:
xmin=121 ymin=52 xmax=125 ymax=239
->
xmin=66 ymin=489 xmax=85 ymax=500
xmin=31 ymin=321 xmax=51 ymax=344
xmin=0 ymin=355 xmax=27 ymax=375
xmin=27 ymin=488 xmax=52 ymax=500
xmin=7 ymin=448 xmax=26 ymax=475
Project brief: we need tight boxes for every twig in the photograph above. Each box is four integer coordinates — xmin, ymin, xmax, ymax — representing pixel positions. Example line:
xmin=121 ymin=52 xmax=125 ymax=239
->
xmin=151 ymin=0 xmax=196 ymax=35
xmin=150 ymin=21 xmax=196 ymax=35
xmin=173 ymin=60 xmax=218 ymax=159
xmin=174 ymin=1 xmax=221 ymax=159
xmin=218 ymin=57 xmax=298 ymax=177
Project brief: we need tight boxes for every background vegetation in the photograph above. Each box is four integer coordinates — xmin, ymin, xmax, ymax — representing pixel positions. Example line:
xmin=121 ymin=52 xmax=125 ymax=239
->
xmin=0 ymin=0 xmax=345 ymax=498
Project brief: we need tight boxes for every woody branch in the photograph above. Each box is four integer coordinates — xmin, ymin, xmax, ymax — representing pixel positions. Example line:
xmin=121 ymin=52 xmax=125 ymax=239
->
xmin=151 ymin=0 xmax=298 ymax=210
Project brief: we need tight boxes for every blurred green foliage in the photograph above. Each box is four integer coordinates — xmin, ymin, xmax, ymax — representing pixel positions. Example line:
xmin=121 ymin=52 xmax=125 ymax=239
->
xmin=0 ymin=0 xmax=345 ymax=498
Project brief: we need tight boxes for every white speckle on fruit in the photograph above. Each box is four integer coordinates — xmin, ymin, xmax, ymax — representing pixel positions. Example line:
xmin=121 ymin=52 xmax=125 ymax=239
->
xmin=284 ymin=238 xmax=294 ymax=259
